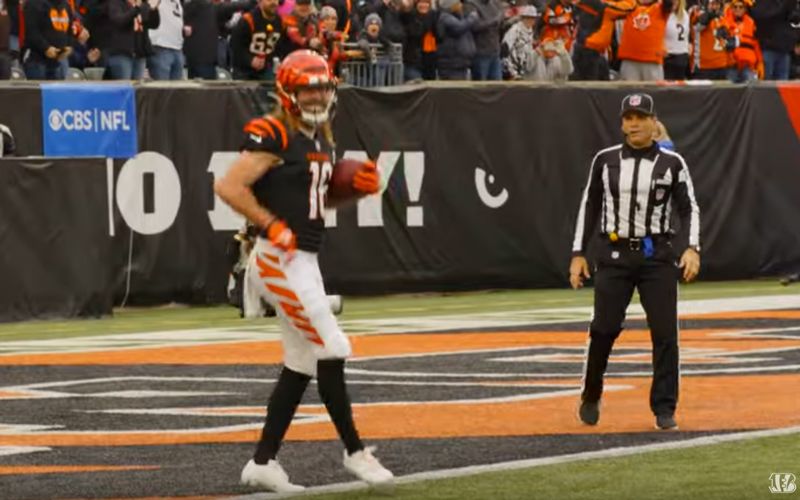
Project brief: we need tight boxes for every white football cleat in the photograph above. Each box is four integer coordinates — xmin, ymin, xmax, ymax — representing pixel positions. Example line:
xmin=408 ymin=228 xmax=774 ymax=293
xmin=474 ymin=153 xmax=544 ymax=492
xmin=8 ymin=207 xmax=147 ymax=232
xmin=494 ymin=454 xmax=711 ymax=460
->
xmin=343 ymin=446 xmax=394 ymax=485
xmin=240 ymin=459 xmax=305 ymax=493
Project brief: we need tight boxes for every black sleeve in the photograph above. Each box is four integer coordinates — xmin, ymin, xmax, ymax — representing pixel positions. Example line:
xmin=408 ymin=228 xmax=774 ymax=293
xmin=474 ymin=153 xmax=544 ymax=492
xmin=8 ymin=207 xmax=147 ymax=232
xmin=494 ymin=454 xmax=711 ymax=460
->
xmin=182 ymin=0 xmax=198 ymax=22
xmin=108 ymin=0 xmax=139 ymax=27
xmin=571 ymin=150 xmax=605 ymax=256
xmin=230 ymin=16 xmax=253 ymax=71
xmin=144 ymin=2 xmax=160 ymax=29
xmin=23 ymin=0 xmax=51 ymax=53
xmin=217 ymin=0 xmax=252 ymax=21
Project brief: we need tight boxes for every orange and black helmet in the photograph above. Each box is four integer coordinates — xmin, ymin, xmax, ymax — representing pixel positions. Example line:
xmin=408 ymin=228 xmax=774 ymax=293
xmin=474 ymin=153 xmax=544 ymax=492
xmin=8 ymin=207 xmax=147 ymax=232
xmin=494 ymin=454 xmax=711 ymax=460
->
xmin=275 ymin=50 xmax=337 ymax=126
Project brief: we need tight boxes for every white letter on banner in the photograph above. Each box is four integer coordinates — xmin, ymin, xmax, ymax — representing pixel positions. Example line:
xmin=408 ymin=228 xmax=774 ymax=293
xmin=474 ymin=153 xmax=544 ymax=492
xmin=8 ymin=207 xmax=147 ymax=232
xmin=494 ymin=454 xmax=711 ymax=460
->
xmin=207 ymin=152 xmax=245 ymax=231
xmin=342 ymin=151 xmax=401 ymax=227
xmin=116 ymin=151 xmax=181 ymax=235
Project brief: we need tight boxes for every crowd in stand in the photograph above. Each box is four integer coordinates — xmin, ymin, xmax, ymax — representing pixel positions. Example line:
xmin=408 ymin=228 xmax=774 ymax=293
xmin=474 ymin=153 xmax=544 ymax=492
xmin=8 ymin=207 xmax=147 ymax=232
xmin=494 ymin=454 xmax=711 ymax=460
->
xmin=0 ymin=0 xmax=798 ymax=82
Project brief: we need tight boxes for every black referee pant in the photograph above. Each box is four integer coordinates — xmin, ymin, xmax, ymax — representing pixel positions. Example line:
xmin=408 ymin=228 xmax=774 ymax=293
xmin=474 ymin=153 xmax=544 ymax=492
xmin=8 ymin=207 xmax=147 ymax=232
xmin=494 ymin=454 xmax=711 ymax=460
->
xmin=581 ymin=239 xmax=680 ymax=417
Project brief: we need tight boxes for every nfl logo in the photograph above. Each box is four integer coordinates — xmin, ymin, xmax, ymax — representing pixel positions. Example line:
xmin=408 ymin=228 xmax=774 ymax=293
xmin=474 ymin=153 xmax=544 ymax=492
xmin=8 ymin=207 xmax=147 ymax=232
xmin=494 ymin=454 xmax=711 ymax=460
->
xmin=630 ymin=95 xmax=642 ymax=106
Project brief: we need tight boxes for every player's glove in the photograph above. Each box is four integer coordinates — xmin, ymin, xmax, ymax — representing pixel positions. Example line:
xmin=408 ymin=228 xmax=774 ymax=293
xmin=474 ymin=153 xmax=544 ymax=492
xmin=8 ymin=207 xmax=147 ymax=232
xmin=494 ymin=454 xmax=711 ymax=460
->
xmin=352 ymin=160 xmax=381 ymax=195
xmin=266 ymin=219 xmax=297 ymax=252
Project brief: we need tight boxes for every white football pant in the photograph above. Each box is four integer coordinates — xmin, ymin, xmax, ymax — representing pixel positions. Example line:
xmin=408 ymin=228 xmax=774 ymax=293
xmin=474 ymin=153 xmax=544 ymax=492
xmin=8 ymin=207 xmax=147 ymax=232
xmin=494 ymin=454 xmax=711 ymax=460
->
xmin=244 ymin=237 xmax=352 ymax=377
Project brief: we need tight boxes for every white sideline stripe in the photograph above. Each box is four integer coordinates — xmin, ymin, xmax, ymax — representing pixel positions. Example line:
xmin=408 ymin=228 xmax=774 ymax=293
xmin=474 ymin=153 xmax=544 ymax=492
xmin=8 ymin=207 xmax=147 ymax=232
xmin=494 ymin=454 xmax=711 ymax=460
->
xmin=229 ymin=425 xmax=800 ymax=500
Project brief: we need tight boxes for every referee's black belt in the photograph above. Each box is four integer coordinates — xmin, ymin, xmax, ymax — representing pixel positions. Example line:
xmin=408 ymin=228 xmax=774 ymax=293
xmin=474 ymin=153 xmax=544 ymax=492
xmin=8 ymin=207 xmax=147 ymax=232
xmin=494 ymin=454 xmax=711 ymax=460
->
xmin=606 ymin=234 xmax=670 ymax=251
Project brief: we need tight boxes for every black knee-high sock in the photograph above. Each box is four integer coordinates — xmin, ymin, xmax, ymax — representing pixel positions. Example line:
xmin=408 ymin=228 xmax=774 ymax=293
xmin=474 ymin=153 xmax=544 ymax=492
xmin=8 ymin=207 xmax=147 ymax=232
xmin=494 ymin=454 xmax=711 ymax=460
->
xmin=253 ymin=366 xmax=311 ymax=464
xmin=317 ymin=359 xmax=363 ymax=455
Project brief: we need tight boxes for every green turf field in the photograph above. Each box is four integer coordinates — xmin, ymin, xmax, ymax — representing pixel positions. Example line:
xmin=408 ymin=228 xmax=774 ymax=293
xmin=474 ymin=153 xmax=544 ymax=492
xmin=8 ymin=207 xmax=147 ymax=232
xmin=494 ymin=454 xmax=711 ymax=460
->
xmin=308 ymin=432 xmax=800 ymax=500
xmin=0 ymin=279 xmax=796 ymax=341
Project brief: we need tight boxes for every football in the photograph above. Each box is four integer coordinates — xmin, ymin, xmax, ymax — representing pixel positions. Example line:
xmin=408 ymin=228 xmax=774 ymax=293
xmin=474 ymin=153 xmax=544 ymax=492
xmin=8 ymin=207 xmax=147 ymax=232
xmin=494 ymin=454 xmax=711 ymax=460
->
xmin=327 ymin=158 xmax=366 ymax=203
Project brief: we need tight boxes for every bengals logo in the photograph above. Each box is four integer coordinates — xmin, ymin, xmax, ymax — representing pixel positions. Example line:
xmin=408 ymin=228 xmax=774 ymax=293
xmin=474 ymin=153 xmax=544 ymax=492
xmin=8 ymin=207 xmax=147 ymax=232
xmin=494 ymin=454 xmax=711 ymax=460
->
xmin=49 ymin=7 xmax=70 ymax=32
xmin=633 ymin=12 xmax=651 ymax=30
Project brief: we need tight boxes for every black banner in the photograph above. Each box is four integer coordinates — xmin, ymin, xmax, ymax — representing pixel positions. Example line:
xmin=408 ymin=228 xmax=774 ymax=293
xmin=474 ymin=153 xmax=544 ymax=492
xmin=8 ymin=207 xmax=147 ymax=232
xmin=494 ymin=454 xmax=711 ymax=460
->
xmin=1 ymin=83 xmax=799 ymax=313
xmin=0 ymin=158 xmax=113 ymax=322
xmin=325 ymin=84 xmax=800 ymax=291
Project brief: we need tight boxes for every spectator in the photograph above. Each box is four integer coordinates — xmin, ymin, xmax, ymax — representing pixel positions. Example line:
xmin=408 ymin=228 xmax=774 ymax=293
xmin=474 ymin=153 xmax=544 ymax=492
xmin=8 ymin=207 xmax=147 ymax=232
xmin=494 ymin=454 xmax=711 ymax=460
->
xmin=571 ymin=0 xmax=635 ymax=80
xmin=725 ymin=0 xmax=761 ymax=82
xmin=184 ymin=0 xmax=251 ymax=79
xmin=465 ymin=0 xmax=503 ymax=79
xmin=147 ymin=0 xmax=184 ymax=79
xmin=499 ymin=0 xmax=522 ymax=36
xmin=317 ymin=5 xmax=351 ymax=73
xmin=283 ymin=0 xmax=320 ymax=52
xmin=534 ymin=33 xmax=574 ymax=78
xmin=501 ymin=3 xmax=538 ymax=79
xmin=357 ymin=12 xmax=392 ymax=84
xmin=322 ymin=0 xmax=354 ymax=36
xmin=132 ymin=0 xmax=159 ymax=78
xmin=375 ymin=0 xmax=409 ymax=48
xmin=6 ymin=0 xmax=19 ymax=62
xmin=22 ymin=0 xmax=74 ymax=79
xmin=750 ymin=0 xmax=799 ymax=79
xmin=105 ymin=0 xmax=155 ymax=79
xmin=663 ymin=0 xmax=689 ymax=79
xmin=401 ymin=0 xmax=437 ymax=81
xmin=417 ymin=0 xmax=437 ymax=79
xmin=230 ymin=0 xmax=282 ymax=80
xmin=689 ymin=0 xmax=732 ymax=79
xmin=83 ymin=0 xmax=112 ymax=69
xmin=616 ymin=0 xmax=673 ymax=80
xmin=1 ymin=0 xmax=10 ymax=79
xmin=436 ymin=0 xmax=478 ymax=79
xmin=539 ymin=0 xmax=576 ymax=54
xmin=63 ymin=0 xmax=91 ymax=71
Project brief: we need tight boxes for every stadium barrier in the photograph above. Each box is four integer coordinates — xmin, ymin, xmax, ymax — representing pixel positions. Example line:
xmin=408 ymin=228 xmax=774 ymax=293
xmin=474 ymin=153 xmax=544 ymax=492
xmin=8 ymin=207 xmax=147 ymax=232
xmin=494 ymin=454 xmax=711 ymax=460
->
xmin=0 ymin=82 xmax=798 ymax=320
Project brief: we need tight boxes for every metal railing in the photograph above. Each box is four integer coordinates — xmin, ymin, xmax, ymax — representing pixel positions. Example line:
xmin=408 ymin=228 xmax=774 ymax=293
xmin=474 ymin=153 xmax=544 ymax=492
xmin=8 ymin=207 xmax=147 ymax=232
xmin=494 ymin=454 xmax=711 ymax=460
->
xmin=339 ymin=42 xmax=404 ymax=87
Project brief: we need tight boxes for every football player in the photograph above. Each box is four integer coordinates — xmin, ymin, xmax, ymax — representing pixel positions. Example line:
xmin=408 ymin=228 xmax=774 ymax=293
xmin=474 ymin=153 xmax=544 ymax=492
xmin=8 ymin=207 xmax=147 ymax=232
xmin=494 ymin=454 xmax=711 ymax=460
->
xmin=214 ymin=50 xmax=391 ymax=493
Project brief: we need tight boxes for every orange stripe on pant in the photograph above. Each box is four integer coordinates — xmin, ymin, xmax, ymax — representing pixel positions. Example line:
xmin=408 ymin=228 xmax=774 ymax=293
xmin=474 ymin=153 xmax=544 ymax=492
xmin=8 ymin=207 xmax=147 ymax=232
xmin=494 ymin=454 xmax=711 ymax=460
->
xmin=267 ymin=284 xmax=300 ymax=302
xmin=278 ymin=302 xmax=323 ymax=345
xmin=279 ymin=301 xmax=310 ymax=323
xmin=255 ymin=254 xmax=286 ymax=280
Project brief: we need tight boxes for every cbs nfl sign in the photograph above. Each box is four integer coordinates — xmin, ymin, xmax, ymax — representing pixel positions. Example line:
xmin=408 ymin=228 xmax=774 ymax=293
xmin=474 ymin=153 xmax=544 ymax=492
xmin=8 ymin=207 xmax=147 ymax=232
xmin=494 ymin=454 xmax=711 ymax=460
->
xmin=42 ymin=83 xmax=138 ymax=158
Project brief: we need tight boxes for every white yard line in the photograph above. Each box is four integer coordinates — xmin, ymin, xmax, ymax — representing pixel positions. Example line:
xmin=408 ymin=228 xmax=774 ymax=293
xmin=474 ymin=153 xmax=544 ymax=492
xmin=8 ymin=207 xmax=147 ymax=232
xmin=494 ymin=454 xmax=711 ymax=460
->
xmin=228 ymin=425 xmax=800 ymax=500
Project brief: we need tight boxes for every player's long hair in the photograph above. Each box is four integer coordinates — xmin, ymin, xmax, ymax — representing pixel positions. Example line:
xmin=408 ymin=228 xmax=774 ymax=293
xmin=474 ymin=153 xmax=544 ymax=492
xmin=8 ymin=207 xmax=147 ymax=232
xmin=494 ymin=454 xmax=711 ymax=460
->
xmin=271 ymin=107 xmax=335 ymax=148
xmin=673 ymin=0 xmax=686 ymax=21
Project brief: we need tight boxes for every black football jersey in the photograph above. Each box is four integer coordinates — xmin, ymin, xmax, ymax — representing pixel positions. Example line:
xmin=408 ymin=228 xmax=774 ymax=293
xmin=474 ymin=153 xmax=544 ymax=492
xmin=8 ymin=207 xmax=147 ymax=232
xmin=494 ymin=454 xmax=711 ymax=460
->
xmin=241 ymin=115 xmax=335 ymax=252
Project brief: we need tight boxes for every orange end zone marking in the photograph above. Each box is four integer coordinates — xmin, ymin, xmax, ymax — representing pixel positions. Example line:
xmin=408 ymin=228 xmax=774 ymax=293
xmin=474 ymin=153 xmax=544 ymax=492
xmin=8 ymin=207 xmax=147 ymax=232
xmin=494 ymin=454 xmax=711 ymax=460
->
xmin=1 ymin=327 xmax=798 ymax=366
xmin=3 ymin=376 xmax=799 ymax=447
xmin=683 ymin=310 xmax=800 ymax=320
xmin=0 ymin=465 xmax=160 ymax=476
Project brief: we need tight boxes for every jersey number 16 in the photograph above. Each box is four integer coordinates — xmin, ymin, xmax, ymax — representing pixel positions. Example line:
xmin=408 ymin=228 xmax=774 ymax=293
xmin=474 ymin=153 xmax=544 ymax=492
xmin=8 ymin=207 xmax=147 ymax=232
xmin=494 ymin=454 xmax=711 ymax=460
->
xmin=308 ymin=161 xmax=332 ymax=220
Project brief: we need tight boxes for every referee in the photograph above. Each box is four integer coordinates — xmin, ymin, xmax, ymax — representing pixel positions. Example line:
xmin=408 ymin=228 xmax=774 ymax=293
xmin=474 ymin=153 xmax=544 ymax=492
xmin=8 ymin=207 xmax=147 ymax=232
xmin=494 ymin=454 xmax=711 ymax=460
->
xmin=569 ymin=93 xmax=700 ymax=431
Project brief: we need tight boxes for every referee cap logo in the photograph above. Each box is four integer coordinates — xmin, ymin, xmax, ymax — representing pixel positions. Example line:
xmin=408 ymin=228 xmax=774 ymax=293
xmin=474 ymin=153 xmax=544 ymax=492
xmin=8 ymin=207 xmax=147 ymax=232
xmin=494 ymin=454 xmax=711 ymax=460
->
xmin=621 ymin=93 xmax=655 ymax=117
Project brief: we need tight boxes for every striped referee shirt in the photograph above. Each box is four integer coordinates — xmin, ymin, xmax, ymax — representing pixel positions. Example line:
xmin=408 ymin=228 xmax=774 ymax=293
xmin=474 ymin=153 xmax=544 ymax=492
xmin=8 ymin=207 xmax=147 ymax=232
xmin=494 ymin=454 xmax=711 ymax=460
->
xmin=572 ymin=142 xmax=700 ymax=255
